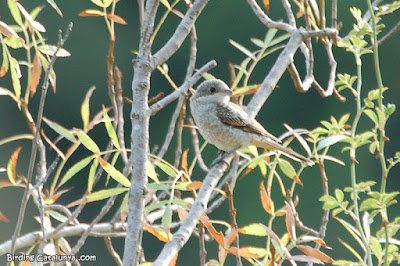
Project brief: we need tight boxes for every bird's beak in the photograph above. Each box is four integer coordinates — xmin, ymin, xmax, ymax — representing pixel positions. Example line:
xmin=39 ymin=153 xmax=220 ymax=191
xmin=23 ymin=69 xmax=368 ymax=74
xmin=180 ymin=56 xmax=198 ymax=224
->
xmin=224 ymin=89 xmax=233 ymax=95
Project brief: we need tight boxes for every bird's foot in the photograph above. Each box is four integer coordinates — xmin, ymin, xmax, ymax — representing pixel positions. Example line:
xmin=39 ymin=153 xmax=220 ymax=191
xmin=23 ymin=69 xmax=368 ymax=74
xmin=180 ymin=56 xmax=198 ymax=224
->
xmin=210 ymin=147 xmax=240 ymax=168
xmin=210 ymin=155 xmax=230 ymax=168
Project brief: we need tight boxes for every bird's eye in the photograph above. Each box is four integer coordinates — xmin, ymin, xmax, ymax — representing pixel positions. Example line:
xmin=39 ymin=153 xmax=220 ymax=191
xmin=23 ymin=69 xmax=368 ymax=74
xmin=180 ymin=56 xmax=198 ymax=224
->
xmin=209 ymin=87 xmax=216 ymax=93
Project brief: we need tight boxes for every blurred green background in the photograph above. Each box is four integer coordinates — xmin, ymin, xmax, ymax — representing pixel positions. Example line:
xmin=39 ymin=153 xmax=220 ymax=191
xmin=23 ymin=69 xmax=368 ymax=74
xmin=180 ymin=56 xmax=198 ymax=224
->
xmin=0 ymin=0 xmax=399 ymax=265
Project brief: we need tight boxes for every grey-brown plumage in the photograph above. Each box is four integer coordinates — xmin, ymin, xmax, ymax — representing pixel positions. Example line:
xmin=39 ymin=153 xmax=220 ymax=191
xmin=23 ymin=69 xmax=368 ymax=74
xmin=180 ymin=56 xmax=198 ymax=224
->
xmin=190 ymin=79 xmax=314 ymax=166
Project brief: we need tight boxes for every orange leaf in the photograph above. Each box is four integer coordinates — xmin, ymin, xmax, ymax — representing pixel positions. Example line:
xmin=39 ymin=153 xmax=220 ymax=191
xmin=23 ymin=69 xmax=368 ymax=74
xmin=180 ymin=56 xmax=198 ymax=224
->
xmin=0 ymin=66 xmax=7 ymax=77
xmin=177 ymin=207 xmax=188 ymax=222
xmin=263 ymin=0 xmax=270 ymax=12
xmin=181 ymin=148 xmax=189 ymax=172
xmin=107 ymin=14 xmax=127 ymax=25
xmin=143 ymin=222 xmax=172 ymax=242
xmin=30 ymin=53 xmax=42 ymax=97
xmin=0 ymin=210 xmax=9 ymax=223
xmin=8 ymin=147 xmax=22 ymax=184
xmin=297 ymin=245 xmax=334 ymax=263
xmin=66 ymin=196 xmax=86 ymax=208
xmin=285 ymin=203 xmax=296 ymax=241
xmin=200 ymin=215 xmax=225 ymax=247
xmin=259 ymin=181 xmax=274 ymax=214
xmin=226 ymin=227 xmax=237 ymax=246
xmin=186 ymin=181 xmax=202 ymax=190
xmin=293 ymin=175 xmax=303 ymax=186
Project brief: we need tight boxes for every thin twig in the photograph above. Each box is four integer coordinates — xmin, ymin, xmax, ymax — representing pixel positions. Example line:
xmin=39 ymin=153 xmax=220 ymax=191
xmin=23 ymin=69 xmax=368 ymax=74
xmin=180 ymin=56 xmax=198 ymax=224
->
xmin=188 ymin=118 xmax=209 ymax=172
xmin=115 ymin=66 xmax=129 ymax=163
xmin=104 ymin=237 xmax=123 ymax=266
xmin=150 ymin=60 xmax=217 ymax=116
xmin=9 ymin=22 xmax=73 ymax=256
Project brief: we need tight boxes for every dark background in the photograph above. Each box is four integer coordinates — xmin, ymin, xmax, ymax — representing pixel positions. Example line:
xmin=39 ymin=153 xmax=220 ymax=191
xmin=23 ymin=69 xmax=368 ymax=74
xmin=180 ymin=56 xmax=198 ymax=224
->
xmin=1 ymin=0 xmax=399 ymax=265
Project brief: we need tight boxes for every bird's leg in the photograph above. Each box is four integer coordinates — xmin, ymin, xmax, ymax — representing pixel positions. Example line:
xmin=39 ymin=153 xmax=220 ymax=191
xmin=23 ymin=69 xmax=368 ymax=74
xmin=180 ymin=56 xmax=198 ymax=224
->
xmin=210 ymin=147 xmax=240 ymax=167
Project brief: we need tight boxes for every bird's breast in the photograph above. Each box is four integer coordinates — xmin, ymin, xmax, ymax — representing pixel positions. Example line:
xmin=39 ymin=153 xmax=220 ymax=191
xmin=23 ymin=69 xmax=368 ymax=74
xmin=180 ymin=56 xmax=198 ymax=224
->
xmin=190 ymin=101 xmax=251 ymax=151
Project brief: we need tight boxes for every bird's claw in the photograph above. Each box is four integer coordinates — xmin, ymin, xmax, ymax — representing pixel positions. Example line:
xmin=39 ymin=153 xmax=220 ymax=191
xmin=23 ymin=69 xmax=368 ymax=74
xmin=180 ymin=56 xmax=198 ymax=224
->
xmin=210 ymin=156 xmax=230 ymax=168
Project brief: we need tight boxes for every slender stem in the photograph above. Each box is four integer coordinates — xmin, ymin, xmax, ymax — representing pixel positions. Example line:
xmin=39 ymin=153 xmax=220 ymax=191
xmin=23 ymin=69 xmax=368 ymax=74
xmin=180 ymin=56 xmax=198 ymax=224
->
xmin=349 ymin=54 xmax=373 ymax=266
xmin=365 ymin=0 xmax=389 ymax=264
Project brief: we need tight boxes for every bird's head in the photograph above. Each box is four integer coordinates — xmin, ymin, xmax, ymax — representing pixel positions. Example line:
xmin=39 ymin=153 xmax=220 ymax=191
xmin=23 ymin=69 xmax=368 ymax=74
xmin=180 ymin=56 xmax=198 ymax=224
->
xmin=192 ymin=79 xmax=233 ymax=104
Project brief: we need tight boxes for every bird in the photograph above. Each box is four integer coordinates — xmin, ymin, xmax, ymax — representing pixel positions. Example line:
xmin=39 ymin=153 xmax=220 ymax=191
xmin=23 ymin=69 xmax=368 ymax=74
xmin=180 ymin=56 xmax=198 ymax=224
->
xmin=189 ymin=79 xmax=314 ymax=166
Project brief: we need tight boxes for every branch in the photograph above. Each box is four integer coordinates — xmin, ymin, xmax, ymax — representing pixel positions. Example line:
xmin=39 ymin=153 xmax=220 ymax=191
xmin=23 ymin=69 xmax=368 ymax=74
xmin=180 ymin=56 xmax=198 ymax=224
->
xmin=246 ymin=31 xmax=304 ymax=118
xmin=0 ymin=223 xmax=126 ymax=256
xmin=9 ymin=22 xmax=73 ymax=257
xmin=245 ymin=0 xmax=294 ymax=32
xmin=151 ymin=0 xmax=211 ymax=67
xmin=149 ymin=60 xmax=217 ymax=116
xmin=154 ymin=156 xmax=232 ymax=265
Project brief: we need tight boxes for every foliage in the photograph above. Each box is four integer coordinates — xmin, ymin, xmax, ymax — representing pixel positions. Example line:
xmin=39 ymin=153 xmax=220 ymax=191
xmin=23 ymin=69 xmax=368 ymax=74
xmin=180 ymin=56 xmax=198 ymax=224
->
xmin=0 ymin=0 xmax=399 ymax=265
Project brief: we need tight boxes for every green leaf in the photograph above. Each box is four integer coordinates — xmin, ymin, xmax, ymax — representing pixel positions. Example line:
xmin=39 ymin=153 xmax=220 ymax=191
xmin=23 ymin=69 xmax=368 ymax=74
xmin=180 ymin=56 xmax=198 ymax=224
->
xmin=335 ymin=189 xmax=344 ymax=203
xmin=38 ymin=45 xmax=71 ymax=57
xmin=338 ymin=114 xmax=350 ymax=127
xmin=363 ymin=109 xmax=378 ymax=125
xmin=99 ymin=158 xmax=131 ymax=187
xmin=146 ymin=160 xmax=159 ymax=182
xmin=268 ymin=33 xmax=290 ymax=47
xmin=147 ymin=183 xmax=171 ymax=191
xmin=250 ymin=38 xmax=265 ymax=48
xmin=121 ymin=192 xmax=129 ymax=213
xmin=102 ymin=106 xmax=120 ymax=149
xmin=7 ymin=0 xmax=23 ymax=26
xmin=87 ymin=187 xmax=129 ymax=202
xmin=332 ymin=208 xmax=344 ymax=216
xmin=60 ymin=156 xmax=94 ymax=186
xmin=239 ymin=223 xmax=267 ymax=236
xmin=162 ymin=203 xmax=172 ymax=229
xmin=87 ymin=156 xmax=99 ymax=193
xmin=264 ymin=28 xmax=278 ymax=45
xmin=47 ymin=210 xmax=68 ymax=223
xmin=90 ymin=0 xmax=107 ymax=7
xmin=43 ymin=118 xmax=76 ymax=143
xmin=45 ymin=0 xmax=63 ymax=17
xmin=76 ymin=130 xmax=101 ymax=154
xmin=80 ymin=87 xmax=95 ymax=130
xmin=229 ymin=39 xmax=256 ymax=60
xmin=317 ymin=135 xmax=349 ymax=151
xmin=155 ymin=160 xmax=177 ymax=178
xmin=278 ymin=159 xmax=296 ymax=179
xmin=320 ymin=195 xmax=339 ymax=210
xmin=9 ymin=57 xmax=21 ymax=99
xmin=102 ymin=0 xmax=113 ymax=8
xmin=160 ymin=0 xmax=171 ymax=10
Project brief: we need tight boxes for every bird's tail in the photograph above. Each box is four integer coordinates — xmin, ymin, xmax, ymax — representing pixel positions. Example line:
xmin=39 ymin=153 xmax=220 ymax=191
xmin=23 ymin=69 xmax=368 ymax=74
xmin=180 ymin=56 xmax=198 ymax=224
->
xmin=255 ymin=139 xmax=314 ymax=166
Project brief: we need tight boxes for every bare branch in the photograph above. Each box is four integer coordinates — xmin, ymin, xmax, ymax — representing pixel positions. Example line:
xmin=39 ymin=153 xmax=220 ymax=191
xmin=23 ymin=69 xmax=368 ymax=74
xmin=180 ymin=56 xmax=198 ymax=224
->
xmin=0 ymin=223 xmax=127 ymax=256
xmin=152 ymin=0 xmax=211 ymax=67
xmin=154 ymin=156 xmax=232 ymax=265
xmin=245 ymin=0 xmax=294 ymax=32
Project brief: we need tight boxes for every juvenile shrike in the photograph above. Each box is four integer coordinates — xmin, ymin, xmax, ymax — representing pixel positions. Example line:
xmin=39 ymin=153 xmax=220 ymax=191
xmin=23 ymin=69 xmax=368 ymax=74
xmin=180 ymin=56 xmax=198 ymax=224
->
xmin=190 ymin=79 xmax=314 ymax=166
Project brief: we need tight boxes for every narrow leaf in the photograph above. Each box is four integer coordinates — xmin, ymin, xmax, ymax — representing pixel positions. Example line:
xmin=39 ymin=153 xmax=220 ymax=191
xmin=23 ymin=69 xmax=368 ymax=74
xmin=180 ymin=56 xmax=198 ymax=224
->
xmin=60 ymin=156 xmax=94 ymax=186
xmin=76 ymin=130 xmax=100 ymax=154
xmin=229 ymin=39 xmax=256 ymax=60
xmin=80 ymin=86 xmax=96 ymax=129
xmin=102 ymin=105 xmax=120 ymax=149
xmin=162 ymin=203 xmax=172 ymax=229
xmin=99 ymin=157 xmax=131 ymax=187
xmin=43 ymin=117 xmax=76 ymax=143
xmin=79 ymin=9 xmax=105 ymax=17
xmin=7 ymin=147 xmax=22 ymax=184
xmin=87 ymin=187 xmax=129 ymax=202
xmin=107 ymin=14 xmax=127 ymax=25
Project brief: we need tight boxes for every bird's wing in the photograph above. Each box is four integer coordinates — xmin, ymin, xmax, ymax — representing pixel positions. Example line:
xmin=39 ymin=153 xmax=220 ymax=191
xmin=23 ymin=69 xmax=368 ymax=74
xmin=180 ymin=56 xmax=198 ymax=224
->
xmin=216 ymin=103 xmax=281 ymax=142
